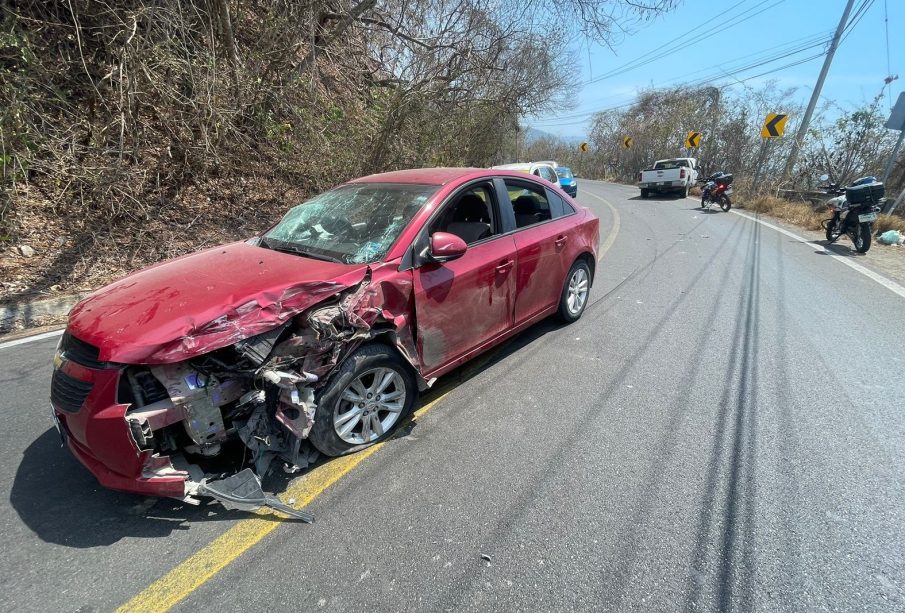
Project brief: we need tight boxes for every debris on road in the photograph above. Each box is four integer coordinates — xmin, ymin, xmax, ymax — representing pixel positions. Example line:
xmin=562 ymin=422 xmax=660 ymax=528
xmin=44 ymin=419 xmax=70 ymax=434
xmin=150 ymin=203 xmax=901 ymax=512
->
xmin=878 ymin=230 xmax=903 ymax=246
xmin=16 ymin=245 xmax=36 ymax=258
xmin=198 ymin=469 xmax=313 ymax=522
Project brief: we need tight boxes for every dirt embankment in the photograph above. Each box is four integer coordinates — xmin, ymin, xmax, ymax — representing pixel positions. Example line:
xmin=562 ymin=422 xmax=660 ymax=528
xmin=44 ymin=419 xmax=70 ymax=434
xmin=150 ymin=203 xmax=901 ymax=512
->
xmin=2 ymin=175 xmax=307 ymax=306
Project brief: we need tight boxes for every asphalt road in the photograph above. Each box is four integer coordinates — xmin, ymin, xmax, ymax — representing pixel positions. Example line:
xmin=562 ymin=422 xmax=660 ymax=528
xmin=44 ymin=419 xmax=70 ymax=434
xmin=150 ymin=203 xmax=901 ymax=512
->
xmin=2 ymin=180 xmax=904 ymax=612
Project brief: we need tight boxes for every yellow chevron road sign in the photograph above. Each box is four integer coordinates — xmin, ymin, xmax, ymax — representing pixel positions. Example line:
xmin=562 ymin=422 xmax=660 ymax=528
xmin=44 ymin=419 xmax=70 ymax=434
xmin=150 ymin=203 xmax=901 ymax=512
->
xmin=761 ymin=113 xmax=789 ymax=138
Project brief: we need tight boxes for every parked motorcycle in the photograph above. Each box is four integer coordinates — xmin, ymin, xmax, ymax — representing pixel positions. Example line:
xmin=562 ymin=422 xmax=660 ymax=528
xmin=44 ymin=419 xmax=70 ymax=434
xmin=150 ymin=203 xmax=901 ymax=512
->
xmin=698 ymin=171 xmax=733 ymax=211
xmin=820 ymin=174 xmax=885 ymax=254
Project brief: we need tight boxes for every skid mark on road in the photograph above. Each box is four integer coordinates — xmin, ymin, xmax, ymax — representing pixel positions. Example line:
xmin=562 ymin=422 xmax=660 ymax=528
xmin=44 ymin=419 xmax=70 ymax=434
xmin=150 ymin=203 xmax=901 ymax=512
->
xmin=442 ymin=216 xmax=751 ymax=610
xmin=685 ymin=217 xmax=763 ymax=612
xmin=729 ymin=210 xmax=905 ymax=300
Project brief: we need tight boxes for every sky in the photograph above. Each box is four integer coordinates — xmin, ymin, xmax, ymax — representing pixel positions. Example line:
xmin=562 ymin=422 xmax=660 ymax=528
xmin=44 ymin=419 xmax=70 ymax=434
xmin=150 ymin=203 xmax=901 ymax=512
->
xmin=528 ymin=0 xmax=903 ymax=139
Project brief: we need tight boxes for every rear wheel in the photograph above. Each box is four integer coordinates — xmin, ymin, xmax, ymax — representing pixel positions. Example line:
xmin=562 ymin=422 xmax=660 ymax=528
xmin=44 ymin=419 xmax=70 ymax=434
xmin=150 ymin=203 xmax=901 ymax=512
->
xmin=719 ymin=194 xmax=731 ymax=212
xmin=557 ymin=260 xmax=591 ymax=323
xmin=681 ymin=184 xmax=689 ymax=198
xmin=309 ymin=344 xmax=417 ymax=457
xmin=640 ymin=189 xmax=649 ymax=199
xmin=854 ymin=222 xmax=872 ymax=253
xmin=825 ymin=218 xmax=838 ymax=242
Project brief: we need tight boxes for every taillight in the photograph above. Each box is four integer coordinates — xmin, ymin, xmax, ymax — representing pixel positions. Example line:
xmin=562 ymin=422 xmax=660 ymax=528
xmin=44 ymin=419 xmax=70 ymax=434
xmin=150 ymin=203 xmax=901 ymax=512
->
xmin=680 ymin=169 xmax=686 ymax=179
xmin=638 ymin=173 xmax=642 ymax=182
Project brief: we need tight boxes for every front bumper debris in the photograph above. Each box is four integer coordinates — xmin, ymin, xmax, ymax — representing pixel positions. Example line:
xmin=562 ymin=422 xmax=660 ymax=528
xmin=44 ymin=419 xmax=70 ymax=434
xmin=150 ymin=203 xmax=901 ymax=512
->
xmin=198 ymin=469 xmax=313 ymax=522
xmin=52 ymin=267 xmax=425 ymax=520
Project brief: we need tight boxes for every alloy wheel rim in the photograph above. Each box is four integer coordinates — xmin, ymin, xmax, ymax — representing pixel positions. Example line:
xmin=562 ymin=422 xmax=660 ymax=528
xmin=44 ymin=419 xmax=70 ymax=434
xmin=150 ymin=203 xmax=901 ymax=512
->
xmin=333 ymin=367 xmax=406 ymax=445
xmin=567 ymin=268 xmax=589 ymax=315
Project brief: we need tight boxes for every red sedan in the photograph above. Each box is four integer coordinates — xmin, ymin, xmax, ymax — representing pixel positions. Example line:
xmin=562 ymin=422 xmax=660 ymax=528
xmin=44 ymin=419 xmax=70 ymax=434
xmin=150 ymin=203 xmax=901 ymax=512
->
xmin=50 ymin=168 xmax=600 ymax=509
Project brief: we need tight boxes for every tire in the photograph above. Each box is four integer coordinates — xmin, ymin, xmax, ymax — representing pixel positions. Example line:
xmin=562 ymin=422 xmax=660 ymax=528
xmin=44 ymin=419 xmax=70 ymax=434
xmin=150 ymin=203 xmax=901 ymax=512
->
xmin=854 ymin=222 xmax=872 ymax=253
xmin=701 ymin=198 xmax=706 ymax=208
xmin=640 ymin=189 xmax=649 ymax=199
xmin=681 ymin=184 xmax=689 ymax=198
xmin=557 ymin=260 xmax=591 ymax=323
xmin=825 ymin=218 xmax=837 ymax=243
xmin=309 ymin=343 xmax=418 ymax=457
xmin=719 ymin=194 xmax=731 ymax=212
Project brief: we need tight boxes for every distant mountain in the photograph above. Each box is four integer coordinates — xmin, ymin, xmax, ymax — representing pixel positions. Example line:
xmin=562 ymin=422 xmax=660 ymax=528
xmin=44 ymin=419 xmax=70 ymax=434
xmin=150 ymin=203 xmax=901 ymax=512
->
xmin=525 ymin=127 xmax=584 ymax=146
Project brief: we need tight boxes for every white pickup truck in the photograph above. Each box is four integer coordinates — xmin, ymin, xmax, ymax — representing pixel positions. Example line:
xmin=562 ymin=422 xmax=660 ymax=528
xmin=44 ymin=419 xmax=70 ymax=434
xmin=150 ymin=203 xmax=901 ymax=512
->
xmin=638 ymin=157 xmax=699 ymax=198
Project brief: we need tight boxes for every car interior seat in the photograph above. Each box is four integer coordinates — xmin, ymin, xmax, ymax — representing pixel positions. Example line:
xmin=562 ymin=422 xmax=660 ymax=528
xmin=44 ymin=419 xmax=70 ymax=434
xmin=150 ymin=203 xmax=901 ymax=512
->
xmin=445 ymin=193 xmax=492 ymax=244
xmin=512 ymin=194 xmax=542 ymax=228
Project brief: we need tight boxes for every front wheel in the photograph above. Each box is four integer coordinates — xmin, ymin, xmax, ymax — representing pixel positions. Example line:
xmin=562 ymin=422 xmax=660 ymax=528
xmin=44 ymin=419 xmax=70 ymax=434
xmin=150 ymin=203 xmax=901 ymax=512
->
xmin=309 ymin=344 xmax=417 ymax=457
xmin=719 ymin=194 xmax=731 ymax=212
xmin=557 ymin=260 xmax=591 ymax=323
xmin=853 ymin=223 xmax=872 ymax=253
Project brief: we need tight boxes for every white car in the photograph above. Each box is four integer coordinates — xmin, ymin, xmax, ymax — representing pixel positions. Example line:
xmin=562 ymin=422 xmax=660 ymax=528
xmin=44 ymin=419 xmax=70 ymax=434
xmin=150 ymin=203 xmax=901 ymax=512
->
xmin=492 ymin=162 xmax=559 ymax=185
xmin=638 ymin=157 xmax=699 ymax=198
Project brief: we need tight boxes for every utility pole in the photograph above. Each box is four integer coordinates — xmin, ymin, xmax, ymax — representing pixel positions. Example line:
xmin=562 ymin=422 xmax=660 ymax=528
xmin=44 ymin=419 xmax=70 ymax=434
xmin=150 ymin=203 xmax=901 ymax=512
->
xmin=782 ymin=0 xmax=856 ymax=181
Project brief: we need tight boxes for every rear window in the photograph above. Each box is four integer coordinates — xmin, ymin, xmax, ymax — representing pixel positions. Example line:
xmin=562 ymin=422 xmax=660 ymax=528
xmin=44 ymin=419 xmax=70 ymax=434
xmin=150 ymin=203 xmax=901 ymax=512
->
xmin=653 ymin=159 xmax=688 ymax=170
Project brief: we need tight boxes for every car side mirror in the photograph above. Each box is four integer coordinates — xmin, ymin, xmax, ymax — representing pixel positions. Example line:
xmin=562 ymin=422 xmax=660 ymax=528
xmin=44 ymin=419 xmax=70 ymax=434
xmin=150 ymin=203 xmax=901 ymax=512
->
xmin=428 ymin=232 xmax=467 ymax=263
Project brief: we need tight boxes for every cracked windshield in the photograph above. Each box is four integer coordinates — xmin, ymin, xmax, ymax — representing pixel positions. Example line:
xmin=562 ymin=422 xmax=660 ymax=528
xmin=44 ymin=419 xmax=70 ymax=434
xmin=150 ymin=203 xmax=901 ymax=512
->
xmin=263 ymin=184 xmax=436 ymax=263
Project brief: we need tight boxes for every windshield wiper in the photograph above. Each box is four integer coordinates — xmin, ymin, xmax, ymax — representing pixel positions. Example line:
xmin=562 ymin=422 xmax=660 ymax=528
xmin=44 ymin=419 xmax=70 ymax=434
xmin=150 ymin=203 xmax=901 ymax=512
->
xmin=260 ymin=238 xmax=344 ymax=264
xmin=294 ymin=249 xmax=344 ymax=264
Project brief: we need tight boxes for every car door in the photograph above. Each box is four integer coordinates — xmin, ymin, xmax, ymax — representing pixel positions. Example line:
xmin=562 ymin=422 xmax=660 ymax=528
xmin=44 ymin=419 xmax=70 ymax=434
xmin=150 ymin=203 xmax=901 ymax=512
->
xmin=499 ymin=177 xmax=574 ymax=326
xmin=411 ymin=181 xmax=518 ymax=375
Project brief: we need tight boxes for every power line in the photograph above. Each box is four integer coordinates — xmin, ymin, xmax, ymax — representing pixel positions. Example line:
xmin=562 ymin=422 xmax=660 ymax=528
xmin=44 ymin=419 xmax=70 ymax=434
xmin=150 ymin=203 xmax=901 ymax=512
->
xmin=582 ymin=0 xmax=753 ymax=85
xmin=884 ymin=0 xmax=891 ymax=76
xmin=532 ymin=34 xmax=831 ymax=127
xmin=530 ymin=47 xmax=828 ymax=129
xmin=534 ymin=29 xmax=832 ymax=125
xmin=839 ymin=0 xmax=876 ymax=43
xmin=534 ymin=0 xmax=876 ymax=133
xmin=586 ymin=0 xmax=792 ymax=86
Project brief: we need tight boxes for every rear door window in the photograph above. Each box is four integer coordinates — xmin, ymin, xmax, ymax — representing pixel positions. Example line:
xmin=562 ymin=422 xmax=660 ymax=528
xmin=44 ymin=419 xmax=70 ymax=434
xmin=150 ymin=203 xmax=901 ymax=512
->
xmin=545 ymin=190 xmax=576 ymax=218
xmin=504 ymin=180 xmax=553 ymax=229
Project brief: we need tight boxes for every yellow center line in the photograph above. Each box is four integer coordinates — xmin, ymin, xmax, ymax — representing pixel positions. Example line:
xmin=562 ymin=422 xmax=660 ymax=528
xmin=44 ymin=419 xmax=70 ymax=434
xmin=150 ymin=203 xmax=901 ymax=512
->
xmin=117 ymin=392 xmax=449 ymax=613
xmin=580 ymin=188 xmax=621 ymax=262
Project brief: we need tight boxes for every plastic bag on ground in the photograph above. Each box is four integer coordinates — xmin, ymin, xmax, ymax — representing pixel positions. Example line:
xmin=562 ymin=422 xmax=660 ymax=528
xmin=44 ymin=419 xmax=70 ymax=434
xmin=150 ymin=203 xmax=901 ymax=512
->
xmin=877 ymin=230 xmax=903 ymax=246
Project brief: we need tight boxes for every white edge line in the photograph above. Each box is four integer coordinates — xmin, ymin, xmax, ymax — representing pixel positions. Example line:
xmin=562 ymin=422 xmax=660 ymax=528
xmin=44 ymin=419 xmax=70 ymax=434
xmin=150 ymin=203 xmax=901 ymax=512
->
xmin=0 ymin=329 xmax=65 ymax=351
xmin=727 ymin=208 xmax=905 ymax=300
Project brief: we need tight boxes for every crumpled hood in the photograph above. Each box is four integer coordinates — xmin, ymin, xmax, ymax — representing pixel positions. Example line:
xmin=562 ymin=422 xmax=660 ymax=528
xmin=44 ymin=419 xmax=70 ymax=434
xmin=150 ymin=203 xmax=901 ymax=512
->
xmin=68 ymin=241 xmax=368 ymax=364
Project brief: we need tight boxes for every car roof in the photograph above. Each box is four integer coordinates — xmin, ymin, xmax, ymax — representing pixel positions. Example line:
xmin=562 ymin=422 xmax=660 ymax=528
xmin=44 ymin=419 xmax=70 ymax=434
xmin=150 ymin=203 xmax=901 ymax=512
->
xmin=491 ymin=162 xmax=556 ymax=171
xmin=491 ymin=163 xmax=533 ymax=171
xmin=350 ymin=167 xmax=488 ymax=186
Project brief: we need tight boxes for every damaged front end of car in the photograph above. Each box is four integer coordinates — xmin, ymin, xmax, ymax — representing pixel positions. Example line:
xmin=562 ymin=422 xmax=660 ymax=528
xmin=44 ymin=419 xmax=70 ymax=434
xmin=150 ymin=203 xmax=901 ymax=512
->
xmin=52 ymin=269 xmax=423 ymax=521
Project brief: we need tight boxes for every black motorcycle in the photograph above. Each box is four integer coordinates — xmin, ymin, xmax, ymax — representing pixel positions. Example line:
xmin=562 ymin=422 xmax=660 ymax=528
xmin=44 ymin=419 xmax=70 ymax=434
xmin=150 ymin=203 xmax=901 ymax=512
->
xmin=698 ymin=171 xmax=733 ymax=212
xmin=821 ymin=175 xmax=885 ymax=254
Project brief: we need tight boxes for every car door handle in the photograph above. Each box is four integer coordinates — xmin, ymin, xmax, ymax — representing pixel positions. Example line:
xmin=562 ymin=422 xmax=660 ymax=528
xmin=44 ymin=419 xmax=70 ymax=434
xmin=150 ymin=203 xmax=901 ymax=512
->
xmin=555 ymin=235 xmax=567 ymax=248
xmin=495 ymin=259 xmax=514 ymax=273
